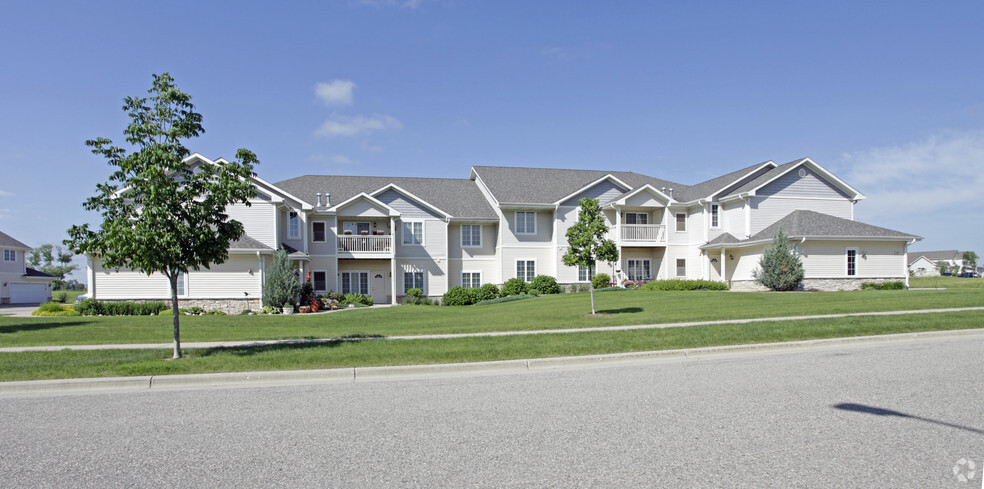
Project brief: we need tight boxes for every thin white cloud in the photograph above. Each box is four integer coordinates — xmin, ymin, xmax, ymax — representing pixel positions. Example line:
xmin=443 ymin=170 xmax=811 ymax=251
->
xmin=0 ymin=208 xmax=13 ymax=220
xmin=0 ymin=190 xmax=13 ymax=197
xmin=315 ymin=80 xmax=356 ymax=106
xmin=315 ymin=114 xmax=402 ymax=138
xmin=309 ymin=154 xmax=359 ymax=166
xmin=839 ymin=130 xmax=984 ymax=221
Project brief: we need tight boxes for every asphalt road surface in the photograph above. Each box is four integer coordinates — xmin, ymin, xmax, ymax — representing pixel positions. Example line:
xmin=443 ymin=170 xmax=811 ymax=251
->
xmin=1 ymin=334 xmax=982 ymax=488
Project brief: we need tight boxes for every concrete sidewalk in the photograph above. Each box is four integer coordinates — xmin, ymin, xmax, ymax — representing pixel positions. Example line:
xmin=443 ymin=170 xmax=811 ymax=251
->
xmin=2 ymin=306 xmax=983 ymax=353
xmin=3 ymin=328 xmax=983 ymax=397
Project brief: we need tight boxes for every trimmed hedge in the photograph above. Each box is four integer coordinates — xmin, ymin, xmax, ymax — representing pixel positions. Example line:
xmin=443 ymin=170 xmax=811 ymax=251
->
xmin=477 ymin=283 xmax=500 ymax=301
xmin=862 ymin=281 xmax=905 ymax=290
xmin=530 ymin=275 xmax=560 ymax=295
xmin=640 ymin=280 xmax=729 ymax=291
xmin=75 ymin=299 xmax=169 ymax=316
xmin=442 ymin=286 xmax=475 ymax=306
xmin=500 ymin=278 xmax=529 ymax=297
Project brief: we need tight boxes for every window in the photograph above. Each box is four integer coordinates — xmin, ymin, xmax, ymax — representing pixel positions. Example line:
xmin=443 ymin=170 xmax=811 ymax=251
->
xmin=516 ymin=260 xmax=536 ymax=282
xmin=710 ymin=204 xmax=720 ymax=228
xmin=847 ymin=248 xmax=857 ymax=276
xmin=461 ymin=225 xmax=482 ymax=247
xmin=515 ymin=212 xmax=536 ymax=234
xmin=402 ymin=221 xmax=424 ymax=245
xmin=462 ymin=272 xmax=482 ymax=288
xmin=625 ymin=259 xmax=651 ymax=282
xmin=625 ymin=213 xmax=648 ymax=225
xmin=2 ymin=249 xmax=14 ymax=262
xmin=404 ymin=271 xmax=425 ymax=294
xmin=288 ymin=211 xmax=300 ymax=239
xmin=341 ymin=271 xmax=369 ymax=295
xmin=312 ymin=222 xmax=326 ymax=242
xmin=675 ymin=213 xmax=687 ymax=232
xmin=578 ymin=262 xmax=596 ymax=282
xmin=176 ymin=272 xmax=186 ymax=296
xmin=312 ymin=271 xmax=327 ymax=291
xmin=676 ymin=258 xmax=687 ymax=277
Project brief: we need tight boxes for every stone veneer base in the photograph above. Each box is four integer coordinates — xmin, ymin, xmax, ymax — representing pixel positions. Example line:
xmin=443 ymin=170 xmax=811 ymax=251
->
xmin=98 ymin=298 xmax=263 ymax=315
xmin=729 ymin=278 xmax=903 ymax=292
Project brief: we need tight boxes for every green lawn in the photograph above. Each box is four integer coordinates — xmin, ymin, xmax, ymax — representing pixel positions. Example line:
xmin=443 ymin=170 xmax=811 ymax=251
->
xmin=1 ymin=310 xmax=981 ymax=381
xmin=1 ymin=288 xmax=982 ymax=347
xmin=909 ymin=276 xmax=984 ymax=289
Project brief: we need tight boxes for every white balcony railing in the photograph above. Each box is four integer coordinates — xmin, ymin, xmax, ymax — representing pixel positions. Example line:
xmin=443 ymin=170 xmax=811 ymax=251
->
xmin=338 ymin=235 xmax=392 ymax=253
xmin=621 ymin=224 xmax=666 ymax=242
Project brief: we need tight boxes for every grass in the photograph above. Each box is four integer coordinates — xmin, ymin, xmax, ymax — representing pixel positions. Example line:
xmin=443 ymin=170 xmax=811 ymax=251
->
xmin=1 ymin=310 xmax=981 ymax=381
xmin=909 ymin=276 xmax=984 ymax=289
xmin=1 ymin=288 xmax=982 ymax=347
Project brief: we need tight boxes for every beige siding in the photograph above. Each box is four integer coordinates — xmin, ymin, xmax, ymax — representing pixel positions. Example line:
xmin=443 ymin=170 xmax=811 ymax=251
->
xmin=307 ymin=216 xmax=338 ymax=257
xmin=448 ymin=258 xmax=499 ymax=288
xmin=499 ymin=247 xmax=554 ymax=282
xmin=625 ymin=192 xmax=665 ymax=208
xmin=338 ymin=199 xmax=389 ymax=218
xmin=749 ymin=197 xmax=853 ymax=236
xmin=225 ymin=202 xmax=277 ymax=249
xmin=188 ymin=256 xmax=263 ymax=298
xmin=799 ymin=240 xmax=907 ymax=278
xmin=448 ymin=223 xmax=497 ymax=259
xmin=396 ymin=219 xmax=447 ymax=259
xmin=397 ymin=259 xmax=447 ymax=297
xmin=501 ymin=210 xmax=554 ymax=246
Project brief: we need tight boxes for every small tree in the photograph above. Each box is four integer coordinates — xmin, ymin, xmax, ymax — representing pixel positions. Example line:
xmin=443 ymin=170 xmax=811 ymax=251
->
xmin=66 ymin=73 xmax=258 ymax=359
xmin=27 ymin=244 xmax=78 ymax=290
xmin=935 ymin=260 xmax=953 ymax=275
xmin=562 ymin=198 xmax=619 ymax=314
xmin=961 ymin=251 xmax=979 ymax=273
xmin=753 ymin=228 xmax=804 ymax=291
xmin=263 ymin=248 xmax=301 ymax=308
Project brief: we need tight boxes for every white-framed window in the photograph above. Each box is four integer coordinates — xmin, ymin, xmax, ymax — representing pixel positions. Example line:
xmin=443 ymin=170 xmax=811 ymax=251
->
xmin=175 ymin=271 xmax=187 ymax=297
xmin=515 ymin=211 xmax=536 ymax=235
xmin=461 ymin=271 xmax=482 ymax=288
xmin=312 ymin=222 xmax=326 ymax=242
xmin=2 ymin=249 xmax=14 ymax=262
xmin=402 ymin=221 xmax=424 ymax=246
xmin=312 ymin=270 xmax=327 ymax=291
xmin=676 ymin=258 xmax=687 ymax=277
xmin=341 ymin=271 xmax=369 ymax=295
xmin=404 ymin=271 xmax=425 ymax=294
xmin=710 ymin=204 xmax=720 ymax=228
xmin=625 ymin=259 xmax=651 ymax=282
xmin=578 ymin=262 xmax=596 ymax=282
xmin=625 ymin=212 xmax=648 ymax=225
xmin=847 ymin=248 xmax=858 ymax=276
xmin=288 ymin=211 xmax=300 ymax=239
xmin=461 ymin=224 xmax=482 ymax=247
xmin=516 ymin=259 xmax=536 ymax=282
xmin=675 ymin=213 xmax=687 ymax=232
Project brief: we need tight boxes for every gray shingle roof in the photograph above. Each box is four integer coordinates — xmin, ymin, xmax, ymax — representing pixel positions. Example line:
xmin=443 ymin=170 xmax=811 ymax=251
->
xmin=229 ymin=234 xmax=272 ymax=250
xmin=721 ymin=158 xmax=807 ymax=198
xmin=705 ymin=232 xmax=741 ymax=246
xmin=750 ymin=210 xmax=920 ymax=241
xmin=907 ymin=250 xmax=959 ymax=261
xmin=274 ymin=175 xmax=497 ymax=219
xmin=24 ymin=267 xmax=55 ymax=278
xmin=685 ymin=161 xmax=776 ymax=200
xmin=0 ymin=231 xmax=31 ymax=249
xmin=471 ymin=166 xmax=685 ymax=205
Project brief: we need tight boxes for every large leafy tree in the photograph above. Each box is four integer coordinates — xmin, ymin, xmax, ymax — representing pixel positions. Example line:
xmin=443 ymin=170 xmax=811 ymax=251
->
xmin=26 ymin=244 xmax=78 ymax=289
xmin=961 ymin=251 xmax=979 ymax=273
xmin=562 ymin=198 xmax=619 ymax=314
xmin=66 ymin=73 xmax=258 ymax=359
xmin=753 ymin=228 xmax=804 ymax=291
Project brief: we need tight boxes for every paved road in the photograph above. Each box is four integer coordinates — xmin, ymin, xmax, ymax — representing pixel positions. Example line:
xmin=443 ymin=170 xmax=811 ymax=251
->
xmin=1 ymin=335 xmax=981 ymax=488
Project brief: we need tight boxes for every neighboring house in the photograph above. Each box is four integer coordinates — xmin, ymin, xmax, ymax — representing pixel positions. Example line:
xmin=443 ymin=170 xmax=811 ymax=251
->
xmin=0 ymin=231 xmax=55 ymax=304
xmin=84 ymin=154 xmax=921 ymax=312
xmin=907 ymin=250 xmax=962 ymax=277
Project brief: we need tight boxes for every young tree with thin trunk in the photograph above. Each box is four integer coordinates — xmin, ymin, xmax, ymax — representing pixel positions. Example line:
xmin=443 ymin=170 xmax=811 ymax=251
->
xmin=66 ymin=73 xmax=258 ymax=359
xmin=562 ymin=198 xmax=619 ymax=315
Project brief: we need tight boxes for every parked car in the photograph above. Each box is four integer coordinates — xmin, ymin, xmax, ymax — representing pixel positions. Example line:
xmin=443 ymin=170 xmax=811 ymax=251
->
xmin=957 ymin=271 xmax=980 ymax=278
xmin=74 ymin=294 xmax=89 ymax=303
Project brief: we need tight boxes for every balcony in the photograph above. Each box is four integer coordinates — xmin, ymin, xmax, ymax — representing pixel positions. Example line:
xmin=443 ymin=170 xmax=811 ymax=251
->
xmin=620 ymin=224 xmax=667 ymax=245
xmin=337 ymin=235 xmax=392 ymax=258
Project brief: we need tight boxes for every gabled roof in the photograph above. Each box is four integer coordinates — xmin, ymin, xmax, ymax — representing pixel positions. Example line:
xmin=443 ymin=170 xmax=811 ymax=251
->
xmin=704 ymin=232 xmax=741 ymax=246
xmin=907 ymin=250 xmax=960 ymax=265
xmin=470 ymin=166 xmax=683 ymax=206
xmin=0 ymin=231 xmax=31 ymax=249
xmin=275 ymin=175 xmax=496 ymax=219
xmin=602 ymin=184 xmax=673 ymax=207
xmin=331 ymin=192 xmax=401 ymax=217
xmin=686 ymin=161 xmax=776 ymax=201
xmin=700 ymin=210 xmax=921 ymax=250
xmin=229 ymin=234 xmax=273 ymax=251
xmin=24 ymin=267 xmax=55 ymax=278
xmin=721 ymin=158 xmax=864 ymax=200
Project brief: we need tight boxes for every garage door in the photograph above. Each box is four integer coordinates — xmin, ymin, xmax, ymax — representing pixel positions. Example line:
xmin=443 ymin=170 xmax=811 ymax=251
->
xmin=9 ymin=283 xmax=47 ymax=304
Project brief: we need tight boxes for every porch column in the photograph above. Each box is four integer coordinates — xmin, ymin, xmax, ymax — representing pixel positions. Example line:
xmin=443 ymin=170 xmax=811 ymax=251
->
xmin=721 ymin=248 xmax=727 ymax=285
xmin=615 ymin=208 xmax=622 ymax=277
xmin=391 ymin=216 xmax=398 ymax=304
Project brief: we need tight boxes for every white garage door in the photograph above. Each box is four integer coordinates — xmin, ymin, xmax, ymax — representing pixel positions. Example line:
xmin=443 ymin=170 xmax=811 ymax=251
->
xmin=9 ymin=283 xmax=47 ymax=304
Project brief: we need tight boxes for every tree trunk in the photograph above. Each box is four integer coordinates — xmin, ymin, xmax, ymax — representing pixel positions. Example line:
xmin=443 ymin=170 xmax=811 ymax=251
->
xmin=589 ymin=283 xmax=596 ymax=315
xmin=169 ymin=273 xmax=182 ymax=359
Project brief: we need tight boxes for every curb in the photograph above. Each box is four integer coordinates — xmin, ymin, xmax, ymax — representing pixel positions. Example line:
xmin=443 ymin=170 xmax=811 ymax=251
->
xmin=2 ymin=328 xmax=983 ymax=397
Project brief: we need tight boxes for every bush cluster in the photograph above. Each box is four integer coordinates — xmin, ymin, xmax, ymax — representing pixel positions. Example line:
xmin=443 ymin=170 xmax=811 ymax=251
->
xmin=342 ymin=293 xmax=373 ymax=306
xmin=478 ymin=283 xmax=500 ymax=301
xmin=442 ymin=286 xmax=477 ymax=306
xmin=32 ymin=302 xmax=81 ymax=316
xmin=861 ymin=281 xmax=905 ymax=290
xmin=500 ymin=278 xmax=529 ymax=297
xmin=75 ymin=299 xmax=168 ymax=316
xmin=639 ymin=280 xmax=729 ymax=291
xmin=403 ymin=288 xmax=425 ymax=305
xmin=591 ymin=273 xmax=612 ymax=290
xmin=530 ymin=275 xmax=560 ymax=295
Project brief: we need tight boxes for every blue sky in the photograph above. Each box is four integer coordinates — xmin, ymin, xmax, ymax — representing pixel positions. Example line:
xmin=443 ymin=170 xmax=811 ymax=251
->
xmin=2 ymin=1 xmax=982 ymax=279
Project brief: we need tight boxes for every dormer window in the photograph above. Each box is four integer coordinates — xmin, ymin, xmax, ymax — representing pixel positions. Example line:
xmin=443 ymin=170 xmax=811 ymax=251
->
xmin=288 ymin=211 xmax=300 ymax=239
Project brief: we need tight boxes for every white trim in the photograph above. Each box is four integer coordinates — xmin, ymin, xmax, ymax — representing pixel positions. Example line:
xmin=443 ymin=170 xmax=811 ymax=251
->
xmin=340 ymin=270 xmax=370 ymax=296
xmin=370 ymin=183 xmax=452 ymax=219
xmin=330 ymin=192 xmax=401 ymax=217
xmin=515 ymin=211 xmax=537 ymax=235
xmin=846 ymin=247 xmax=858 ymax=277
xmin=515 ymin=258 xmax=537 ymax=281
xmin=675 ymin=258 xmax=687 ymax=278
xmin=288 ymin=211 xmax=300 ymax=239
xmin=552 ymin=174 xmax=632 ymax=206
xmin=403 ymin=270 xmax=426 ymax=295
xmin=701 ymin=161 xmax=777 ymax=200
xmin=607 ymin=184 xmax=673 ymax=206
xmin=312 ymin=270 xmax=328 ymax=291
xmin=402 ymin=220 xmax=425 ymax=246
xmin=710 ymin=204 xmax=720 ymax=229
xmin=2 ymin=249 xmax=15 ymax=262
xmin=742 ymin=158 xmax=866 ymax=201
xmin=461 ymin=270 xmax=482 ymax=288
xmin=461 ymin=224 xmax=482 ymax=247
xmin=674 ymin=212 xmax=687 ymax=233
xmin=312 ymin=221 xmax=327 ymax=243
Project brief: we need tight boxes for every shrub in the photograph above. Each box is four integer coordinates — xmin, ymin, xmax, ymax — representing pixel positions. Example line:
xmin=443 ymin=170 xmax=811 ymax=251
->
xmin=500 ymin=278 xmax=529 ymax=296
xmin=37 ymin=301 xmax=66 ymax=313
xmin=591 ymin=273 xmax=611 ymax=290
xmin=442 ymin=286 xmax=474 ymax=306
xmin=862 ymin=281 xmax=905 ymax=290
xmin=622 ymin=281 xmax=641 ymax=289
xmin=33 ymin=302 xmax=80 ymax=316
xmin=477 ymin=283 xmax=500 ymax=301
xmin=530 ymin=275 xmax=560 ymax=294
xmin=207 ymin=309 xmax=227 ymax=315
xmin=238 ymin=309 xmax=255 ymax=316
xmin=183 ymin=306 xmax=206 ymax=316
xmin=259 ymin=305 xmax=281 ymax=314
xmin=640 ymin=280 xmax=730 ymax=291
xmin=753 ymin=229 xmax=804 ymax=291
xmin=528 ymin=288 xmax=542 ymax=296
xmin=55 ymin=291 xmax=68 ymax=303
xmin=75 ymin=299 xmax=168 ymax=316
xmin=404 ymin=287 xmax=425 ymax=305
xmin=263 ymin=248 xmax=301 ymax=307
xmin=342 ymin=293 xmax=373 ymax=306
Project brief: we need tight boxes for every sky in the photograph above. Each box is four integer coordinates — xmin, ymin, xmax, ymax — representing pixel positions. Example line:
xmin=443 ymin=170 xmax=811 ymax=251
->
xmin=1 ymin=1 xmax=983 ymax=281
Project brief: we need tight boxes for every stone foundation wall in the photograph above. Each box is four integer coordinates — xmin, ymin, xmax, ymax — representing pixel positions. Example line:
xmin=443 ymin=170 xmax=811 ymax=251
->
xmin=730 ymin=277 xmax=904 ymax=292
xmin=100 ymin=298 xmax=263 ymax=314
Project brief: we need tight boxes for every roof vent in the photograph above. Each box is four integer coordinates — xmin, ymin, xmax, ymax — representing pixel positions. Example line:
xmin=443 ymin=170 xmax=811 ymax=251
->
xmin=325 ymin=192 xmax=331 ymax=206
xmin=316 ymin=193 xmax=323 ymax=207
xmin=668 ymin=188 xmax=674 ymax=199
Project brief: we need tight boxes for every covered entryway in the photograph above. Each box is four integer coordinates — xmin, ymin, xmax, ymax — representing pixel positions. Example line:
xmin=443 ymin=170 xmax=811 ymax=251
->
xmin=9 ymin=283 xmax=47 ymax=304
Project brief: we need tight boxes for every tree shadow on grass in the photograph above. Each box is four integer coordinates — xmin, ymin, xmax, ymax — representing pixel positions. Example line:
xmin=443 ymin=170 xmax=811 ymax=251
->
xmin=195 ymin=335 xmax=384 ymax=358
xmin=0 ymin=321 xmax=88 ymax=335
xmin=596 ymin=307 xmax=644 ymax=314
xmin=833 ymin=402 xmax=984 ymax=435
